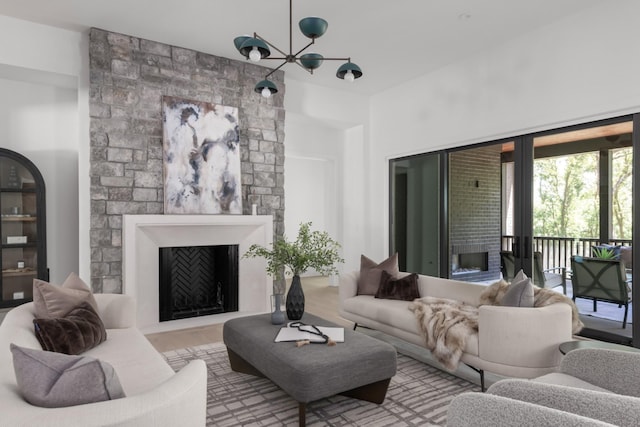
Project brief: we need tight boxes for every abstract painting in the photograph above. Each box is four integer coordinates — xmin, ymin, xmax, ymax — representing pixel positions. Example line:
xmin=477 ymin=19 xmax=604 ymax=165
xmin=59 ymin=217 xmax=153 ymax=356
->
xmin=162 ymin=96 xmax=242 ymax=214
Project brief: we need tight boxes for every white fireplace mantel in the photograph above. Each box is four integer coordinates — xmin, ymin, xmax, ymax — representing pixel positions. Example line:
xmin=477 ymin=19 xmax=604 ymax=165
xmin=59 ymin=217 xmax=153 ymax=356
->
xmin=122 ymin=214 xmax=272 ymax=333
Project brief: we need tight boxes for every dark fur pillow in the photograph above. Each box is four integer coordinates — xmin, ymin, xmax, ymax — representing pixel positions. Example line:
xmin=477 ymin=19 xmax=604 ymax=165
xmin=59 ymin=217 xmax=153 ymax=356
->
xmin=33 ymin=301 xmax=107 ymax=355
xmin=375 ymin=270 xmax=420 ymax=301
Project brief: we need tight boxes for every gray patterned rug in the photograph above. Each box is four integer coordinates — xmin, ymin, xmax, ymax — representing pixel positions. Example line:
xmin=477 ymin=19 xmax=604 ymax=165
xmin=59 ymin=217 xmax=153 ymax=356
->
xmin=163 ymin=342 xmax=479 ymax=426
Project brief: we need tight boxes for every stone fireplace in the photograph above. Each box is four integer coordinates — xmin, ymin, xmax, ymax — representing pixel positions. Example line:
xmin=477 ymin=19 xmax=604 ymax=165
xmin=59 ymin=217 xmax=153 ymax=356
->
xmin=123 ymin=214 xmax=272 ymax=333
xmin=88 ymin=28 xmax=286 ymax=299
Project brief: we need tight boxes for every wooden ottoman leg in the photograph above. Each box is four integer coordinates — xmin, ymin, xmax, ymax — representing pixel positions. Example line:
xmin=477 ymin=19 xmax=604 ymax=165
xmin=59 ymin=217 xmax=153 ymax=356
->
xmin=340 ymin=378 xmax=391 ymax=404
xmin=298 ymin=403 xmax=306 ymax=427
xmin=227 ymin=348 xmax=264 ymax=378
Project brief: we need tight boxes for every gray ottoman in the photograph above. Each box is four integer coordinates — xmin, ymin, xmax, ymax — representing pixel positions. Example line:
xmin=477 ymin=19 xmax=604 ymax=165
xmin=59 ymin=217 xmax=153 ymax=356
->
xmin=223 ymin=312 xmax=397 ymax=426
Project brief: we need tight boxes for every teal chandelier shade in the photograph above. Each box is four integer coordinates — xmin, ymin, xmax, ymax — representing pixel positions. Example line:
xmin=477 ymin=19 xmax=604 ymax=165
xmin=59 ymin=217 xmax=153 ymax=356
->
xmin=234 ymin=0 xmax=363 ymax=97
xmin=336 ymin=62 xmax=363 ymax=81
xmin=233 ymin=36 xmax=251 ymax=51
xmin=300 ymin=53 xmax=324 ymax=70
xmin=254 ymin=79 xmax=278 ymax=98
xmin=299 ymin=17 xmax=328 ymax=39
xmin=238 ymin=37 xmax=271 ymax=61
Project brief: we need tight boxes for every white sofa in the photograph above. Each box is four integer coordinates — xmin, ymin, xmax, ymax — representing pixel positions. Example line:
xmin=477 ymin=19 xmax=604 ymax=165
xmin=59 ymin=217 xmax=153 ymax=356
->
xmin=339 ymin=271 xmax=574 ymax=389
xmin=0 ymin=293 xmax=207 ymax=426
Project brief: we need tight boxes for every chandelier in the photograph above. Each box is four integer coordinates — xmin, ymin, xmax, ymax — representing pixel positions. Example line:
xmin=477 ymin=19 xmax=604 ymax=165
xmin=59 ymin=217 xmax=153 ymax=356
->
xmin=233 ymin=0 xmax=363 ymax=98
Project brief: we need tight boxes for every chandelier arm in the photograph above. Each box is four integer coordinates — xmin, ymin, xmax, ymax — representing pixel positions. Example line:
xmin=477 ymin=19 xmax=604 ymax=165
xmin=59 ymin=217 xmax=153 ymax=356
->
xmin=316 ymin=57 xmax=352 ymax=61
xmin=291 ymin=40 xmax=316 ymax=58
xmin=265 ymin=60 xmax=290 ymax=79
xmin=253 ymin=33 xmax=289 ymax=57
xmin=293 ymin=60 xmax=314 ymax=74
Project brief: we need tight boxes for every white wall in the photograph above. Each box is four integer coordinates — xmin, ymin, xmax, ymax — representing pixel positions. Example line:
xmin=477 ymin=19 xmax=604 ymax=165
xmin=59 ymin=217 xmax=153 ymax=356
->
xmin=0 ymin=15 xmax=86 ymax=283
xmin=284 ymin=113 xmax=341 ymax=278
xmin=284 ymin=80 xmax=369 ymax=273
xmin=368 ymin=0 xmax=640 ymax=260
xmin=0 ymin=78 xmax=79 ymax=283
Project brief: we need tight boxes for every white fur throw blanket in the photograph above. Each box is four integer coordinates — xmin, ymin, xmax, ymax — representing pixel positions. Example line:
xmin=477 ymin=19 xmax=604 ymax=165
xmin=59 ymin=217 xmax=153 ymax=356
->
xmin=479 ymin=280 xmax=584 ymax=334
xmin=409 ymin=280 xmax=584 ymax=371
xmin=408 ymin=297 xmax=478 ymax=371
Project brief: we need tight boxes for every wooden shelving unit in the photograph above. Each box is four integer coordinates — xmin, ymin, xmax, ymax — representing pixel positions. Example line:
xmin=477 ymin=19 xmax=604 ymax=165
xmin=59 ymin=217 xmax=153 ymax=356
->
xmin=0 ymin=149 xmax=47 ymax=308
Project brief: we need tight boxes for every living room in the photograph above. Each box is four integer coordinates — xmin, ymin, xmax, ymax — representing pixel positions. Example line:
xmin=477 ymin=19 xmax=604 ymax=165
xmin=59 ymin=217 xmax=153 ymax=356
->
xmin=1 ymin=1 xmax=640 ymax=425
xmin=4 ymin=0 xmax=637 ymax=285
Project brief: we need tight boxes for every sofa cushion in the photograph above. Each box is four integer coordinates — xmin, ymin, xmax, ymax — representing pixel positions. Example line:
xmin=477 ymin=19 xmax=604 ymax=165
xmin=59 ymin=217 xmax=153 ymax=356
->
xmin=501 ymin=270 xmax=534 ymax=307
xmin=33 ymin=273 xmax=98 ymax=319
xmin=375 ymin=270 xmax=420 ymax=301
xmin=619 ymin=245 xmax=632 ymax=269
xmin=33 ymin=301 xmax=107 ymax=355
xmin=85 ymin=327 xmax=176 ymax=395
xmin=342 ymin=295 xmax=479 ymax=356
xmin=357 ymin=253 xmax=399 ymax=295
xmin=10 ymin=343 xmax=125 ymax=408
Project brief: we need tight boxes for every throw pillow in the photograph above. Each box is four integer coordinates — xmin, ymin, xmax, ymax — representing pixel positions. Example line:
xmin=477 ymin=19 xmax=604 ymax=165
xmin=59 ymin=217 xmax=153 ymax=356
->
xmin=33 ymin=272 xmax=99 ymax=319
xmin=357 ymin=253 xmax=400 ymax=295
xmin=375 ymin=270 xmax=420 ymax=301
xmin=501 ymin=269 xmax=534 ymax=307
xmin=11 ymin=343 xmax=125 ymax=408
xmin=33 ymin=301 xmax=107 ymax=355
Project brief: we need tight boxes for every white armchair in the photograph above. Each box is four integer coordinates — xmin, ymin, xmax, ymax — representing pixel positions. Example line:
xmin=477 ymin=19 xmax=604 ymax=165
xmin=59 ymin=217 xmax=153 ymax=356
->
xmin=448 ymin=348 xmax=640 ymax=427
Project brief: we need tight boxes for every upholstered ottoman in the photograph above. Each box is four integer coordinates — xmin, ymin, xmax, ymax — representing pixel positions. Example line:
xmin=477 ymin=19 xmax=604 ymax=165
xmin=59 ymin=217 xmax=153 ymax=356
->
xmin=223 ymin=312 xmax=397 ymax=426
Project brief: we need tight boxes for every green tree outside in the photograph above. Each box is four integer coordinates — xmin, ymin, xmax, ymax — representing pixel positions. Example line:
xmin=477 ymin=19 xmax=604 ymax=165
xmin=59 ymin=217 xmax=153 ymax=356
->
xmin=533 ymin=147 xmax=632 ymax=240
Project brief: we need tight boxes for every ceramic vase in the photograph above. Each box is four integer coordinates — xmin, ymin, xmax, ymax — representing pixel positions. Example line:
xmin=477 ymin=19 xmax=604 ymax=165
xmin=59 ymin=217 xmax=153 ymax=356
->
xmin=286 ymin=275 xmax=305 ymax=320
xmin=271 ymin=294 xmax=285 ymax=325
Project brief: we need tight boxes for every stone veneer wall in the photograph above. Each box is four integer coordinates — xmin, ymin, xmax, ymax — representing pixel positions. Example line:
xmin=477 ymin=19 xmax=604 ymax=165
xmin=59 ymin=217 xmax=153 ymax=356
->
xmin=89 ymin=28 xmax=285 ymax=294
xmin=449 ymin=145 xmax=502 ymax=281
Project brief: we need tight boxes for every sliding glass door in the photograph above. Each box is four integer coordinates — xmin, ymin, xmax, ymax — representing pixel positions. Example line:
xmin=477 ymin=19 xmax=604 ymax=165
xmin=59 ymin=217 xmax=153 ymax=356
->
xmin=530 ymin=119 xmax=634 ymax=344
xmin=389 ymin=153 xmax=441 ymax=276
xmin=390 ymin=114 xmax=638 ymax=346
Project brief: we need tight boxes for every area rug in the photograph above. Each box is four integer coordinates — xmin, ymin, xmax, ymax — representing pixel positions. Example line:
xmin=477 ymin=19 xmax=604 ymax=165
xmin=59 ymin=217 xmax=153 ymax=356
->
xmin=163 ymin=342 xmax=479 ymax=426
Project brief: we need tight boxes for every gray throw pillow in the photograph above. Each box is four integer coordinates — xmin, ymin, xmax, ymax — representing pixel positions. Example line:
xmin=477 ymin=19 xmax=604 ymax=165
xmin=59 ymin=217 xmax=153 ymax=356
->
xmin=33 ymin=272 xmax=99 ymax=319
xmin=11 ymin=344 xmax=125 ymax=408
xmin=501 ymin=269 xmax=534 ymax=307
xmin=357 ymin=253 xmax=400 ymax=295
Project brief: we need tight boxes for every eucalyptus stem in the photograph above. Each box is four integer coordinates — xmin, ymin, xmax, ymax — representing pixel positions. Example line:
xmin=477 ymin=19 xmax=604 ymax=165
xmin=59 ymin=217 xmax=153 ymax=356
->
xmin=243 ymin=222 xmax=344 ymax=279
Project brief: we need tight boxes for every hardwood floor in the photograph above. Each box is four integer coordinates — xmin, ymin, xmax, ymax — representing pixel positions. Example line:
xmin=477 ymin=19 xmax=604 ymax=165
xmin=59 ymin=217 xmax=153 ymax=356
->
xmin=146 ymin=276 xmax=350 ymax=352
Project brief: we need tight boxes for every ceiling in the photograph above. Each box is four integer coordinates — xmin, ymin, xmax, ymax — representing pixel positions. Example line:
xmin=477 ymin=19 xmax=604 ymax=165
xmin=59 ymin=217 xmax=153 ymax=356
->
xmin=0 ymin=0 xmax=603 ymax=96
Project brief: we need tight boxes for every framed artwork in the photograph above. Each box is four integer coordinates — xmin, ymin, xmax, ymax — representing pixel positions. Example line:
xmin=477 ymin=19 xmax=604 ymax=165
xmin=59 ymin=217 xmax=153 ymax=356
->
xmin=162 ymin=96 xmax=242 ymax=214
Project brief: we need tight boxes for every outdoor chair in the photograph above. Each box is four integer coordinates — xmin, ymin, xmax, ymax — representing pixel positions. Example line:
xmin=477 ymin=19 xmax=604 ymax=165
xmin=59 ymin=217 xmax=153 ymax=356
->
xmin=500 ymin=250 xmax=566 ymax=294
xmin=570 ymin=256 xmax=630 ymax=328
xmin=500 ymin=251 xmax=516 ymax=282
xmin=533 ymin=251 xmax=567 ymax=294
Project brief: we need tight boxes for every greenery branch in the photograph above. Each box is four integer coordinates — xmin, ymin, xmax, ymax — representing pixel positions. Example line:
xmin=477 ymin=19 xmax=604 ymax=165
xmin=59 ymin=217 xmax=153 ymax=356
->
xmin=243 ymin=222 xmax=344 ymax=279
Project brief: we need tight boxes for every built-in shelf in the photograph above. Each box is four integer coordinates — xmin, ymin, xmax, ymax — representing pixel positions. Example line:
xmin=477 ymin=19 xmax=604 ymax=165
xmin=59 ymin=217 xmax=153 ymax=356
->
xmin=1 ymin=216 xmax=36 ymax=222
xmin=2 ymin=269 xmax=37 ymax=277
xmin=0 ymin=148 xmax=47 ymax=308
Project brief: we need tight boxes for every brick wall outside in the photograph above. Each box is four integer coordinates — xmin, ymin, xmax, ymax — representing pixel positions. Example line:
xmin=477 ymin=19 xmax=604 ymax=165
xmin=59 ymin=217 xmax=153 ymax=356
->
xmin=449 ymin=145 xmax=502 ymax=281
xmin=89 ymin=28 xmax=285 ymax=293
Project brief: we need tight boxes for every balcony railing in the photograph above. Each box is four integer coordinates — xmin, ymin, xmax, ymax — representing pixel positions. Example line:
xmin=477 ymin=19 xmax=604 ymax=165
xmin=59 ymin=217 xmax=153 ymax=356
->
xmin=501 ymin=235 xmax=632 ymax=274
